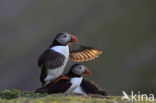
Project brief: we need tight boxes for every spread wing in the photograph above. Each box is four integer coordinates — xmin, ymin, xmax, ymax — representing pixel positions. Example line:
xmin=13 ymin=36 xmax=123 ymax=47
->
xmin=69 ymin=44 xmax=102 ymax=62
xmin=38 ymin=49 xmax=66 ymax=69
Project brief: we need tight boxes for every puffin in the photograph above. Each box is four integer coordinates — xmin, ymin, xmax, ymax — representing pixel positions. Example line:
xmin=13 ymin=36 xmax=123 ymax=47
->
xmin=38 ymin=32 xmax=102 ymax=86
xmin=35 ymin=64 xmax=91 ymax=94
xmin=36 ymin=76 xmax=107 ymax=96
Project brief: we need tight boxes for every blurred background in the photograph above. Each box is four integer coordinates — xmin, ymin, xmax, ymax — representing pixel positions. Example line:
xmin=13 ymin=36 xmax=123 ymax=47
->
xmin=0 ymin=0 xmax=156 ymax=95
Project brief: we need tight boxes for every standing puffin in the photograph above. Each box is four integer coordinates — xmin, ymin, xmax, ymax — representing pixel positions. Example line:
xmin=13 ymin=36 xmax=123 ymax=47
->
xmin=35 ymin=64 xmax=91 ymax=94
xmin=38 ymin=32 xmax=78 ymax=85
xmin=38 ymin=32 xmax=102 ymax=86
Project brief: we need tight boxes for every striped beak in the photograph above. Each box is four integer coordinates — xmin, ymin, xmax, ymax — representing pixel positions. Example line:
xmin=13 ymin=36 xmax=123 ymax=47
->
xmin=84 ymin=68 xmax=91 ymax=75
xmin=70 ymin=34 xmax=78 ymax=43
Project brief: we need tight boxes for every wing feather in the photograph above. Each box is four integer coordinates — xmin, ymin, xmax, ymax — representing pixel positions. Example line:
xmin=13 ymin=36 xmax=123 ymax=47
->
xmin=69 ymin=44 xmax=102 ymax=62
xmin=38 ymin=49 xmax=66 ymax=69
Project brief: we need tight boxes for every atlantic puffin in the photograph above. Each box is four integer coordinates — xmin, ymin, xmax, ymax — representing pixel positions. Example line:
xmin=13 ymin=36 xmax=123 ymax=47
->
xmin=38 ymin=32 xmax=102 ymax=86
xmin=35 ymin=64 xmax=91 ymax=94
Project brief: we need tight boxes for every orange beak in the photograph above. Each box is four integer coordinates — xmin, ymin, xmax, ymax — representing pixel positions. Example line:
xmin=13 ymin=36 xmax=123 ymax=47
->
xmin=70 ymin=34 xmax=78 ymax=43
xmin=85 ymin=68 xmax=91 ymax=75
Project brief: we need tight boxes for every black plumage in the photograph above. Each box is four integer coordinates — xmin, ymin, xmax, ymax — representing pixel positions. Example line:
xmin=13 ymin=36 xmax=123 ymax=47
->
xmin=35 ymin=77 xmax=71 ymax=94
xmin=38 ymin=49 xmax=66 ymax=69
xmin=80 ymin=79 xmax=107 ymax=96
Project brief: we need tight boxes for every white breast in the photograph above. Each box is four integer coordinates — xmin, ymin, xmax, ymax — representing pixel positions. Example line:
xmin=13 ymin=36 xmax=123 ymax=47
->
xmin=44 ymin=45 xmax=69 ymax=83
xmin=51 ymin=45 xmax=69 ymax=58
xmin=73 ymin=86 xmax=86 ymax=95
xmin=65 ymin=77 xmax=83 ymax=94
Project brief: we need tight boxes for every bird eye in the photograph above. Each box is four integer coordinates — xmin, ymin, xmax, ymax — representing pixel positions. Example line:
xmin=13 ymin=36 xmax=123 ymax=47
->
xmin=64 ymin=35 xmax=67 ymax=38
xmin=79 ymin=66 xmax=82 ymax=69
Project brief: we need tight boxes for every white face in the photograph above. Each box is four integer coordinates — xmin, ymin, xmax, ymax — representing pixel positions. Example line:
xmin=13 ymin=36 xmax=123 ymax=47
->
xmin=72 ymin=65 xmax=86 ymax=76
xmin=56 ymin=33 xmax=71 ymax=45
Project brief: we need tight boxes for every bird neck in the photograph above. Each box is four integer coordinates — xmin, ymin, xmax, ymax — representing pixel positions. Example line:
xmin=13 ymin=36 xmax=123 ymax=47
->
xmin=66 ymin=72 xmax=82 ymax=78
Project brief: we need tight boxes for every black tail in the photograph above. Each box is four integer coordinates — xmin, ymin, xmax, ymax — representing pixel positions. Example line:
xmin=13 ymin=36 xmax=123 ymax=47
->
xmin=40 ymin=67 xmax=47 ymax=86
xmin=98 ymin=90 xmax=107 ymax=96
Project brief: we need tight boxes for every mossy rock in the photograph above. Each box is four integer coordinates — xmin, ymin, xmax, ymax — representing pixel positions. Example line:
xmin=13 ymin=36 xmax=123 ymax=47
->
xmin=0 ymin=89 xmax=47 ymax=99
xmin=0 ymin=89 xmax=154 ymax=103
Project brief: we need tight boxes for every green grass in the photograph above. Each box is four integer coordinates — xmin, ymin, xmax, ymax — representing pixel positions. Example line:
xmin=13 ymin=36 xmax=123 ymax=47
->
xmin=0 ymin=89 xmax=155 ymax=103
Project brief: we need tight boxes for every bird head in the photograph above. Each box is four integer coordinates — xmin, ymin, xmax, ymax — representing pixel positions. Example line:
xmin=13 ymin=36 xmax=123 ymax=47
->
xmin=55 ymin=32 xmax=78 ymax=45
xmin=68 ymin=64 xmax=91 ymax=77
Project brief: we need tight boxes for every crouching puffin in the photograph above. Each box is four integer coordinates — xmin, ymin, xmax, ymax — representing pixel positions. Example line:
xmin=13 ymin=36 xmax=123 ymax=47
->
xmin=35 ymin=64 xmax=91 ymax=94
xmin=38 ymin=32 xmax=102 ymax=86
